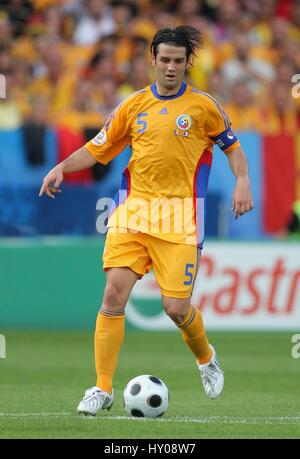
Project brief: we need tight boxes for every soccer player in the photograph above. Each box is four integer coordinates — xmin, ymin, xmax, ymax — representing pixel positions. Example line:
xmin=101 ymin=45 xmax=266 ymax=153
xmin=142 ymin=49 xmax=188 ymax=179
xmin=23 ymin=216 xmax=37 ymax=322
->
xmin=39 ymin=26 xmax=254 ymax=416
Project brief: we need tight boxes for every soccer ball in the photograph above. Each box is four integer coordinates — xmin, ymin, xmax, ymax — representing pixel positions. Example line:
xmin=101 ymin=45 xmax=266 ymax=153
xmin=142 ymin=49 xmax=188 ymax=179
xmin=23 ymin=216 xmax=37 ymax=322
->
xmin=123 ymin=375 xmax=169 ymax=418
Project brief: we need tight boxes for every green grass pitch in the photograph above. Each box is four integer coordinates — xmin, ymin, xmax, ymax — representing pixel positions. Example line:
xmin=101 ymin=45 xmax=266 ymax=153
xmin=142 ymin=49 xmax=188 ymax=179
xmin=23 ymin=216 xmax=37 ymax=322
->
xmin=0 ymin=330 xmax=299 ymax=439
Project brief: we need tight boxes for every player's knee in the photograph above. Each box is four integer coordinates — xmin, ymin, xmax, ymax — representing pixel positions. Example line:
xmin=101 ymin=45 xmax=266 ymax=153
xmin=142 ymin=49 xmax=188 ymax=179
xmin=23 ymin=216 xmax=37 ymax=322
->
xmin=163 ymin=301 xmax=187 ymax=324
xmin=102 ymin=283 xmax=127 ymax=310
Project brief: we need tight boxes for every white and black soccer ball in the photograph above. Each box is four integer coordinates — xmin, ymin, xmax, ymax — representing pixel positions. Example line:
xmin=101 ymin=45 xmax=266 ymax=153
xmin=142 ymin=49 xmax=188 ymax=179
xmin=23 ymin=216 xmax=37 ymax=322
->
xmin=123 ymin=375 xmax=169 ymax=418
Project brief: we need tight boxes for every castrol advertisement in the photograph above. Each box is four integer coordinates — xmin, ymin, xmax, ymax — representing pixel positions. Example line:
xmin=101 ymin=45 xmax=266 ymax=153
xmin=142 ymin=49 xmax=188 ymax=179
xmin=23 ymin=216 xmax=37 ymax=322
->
xmin=126 ymin=242 xmax=300 ymax=330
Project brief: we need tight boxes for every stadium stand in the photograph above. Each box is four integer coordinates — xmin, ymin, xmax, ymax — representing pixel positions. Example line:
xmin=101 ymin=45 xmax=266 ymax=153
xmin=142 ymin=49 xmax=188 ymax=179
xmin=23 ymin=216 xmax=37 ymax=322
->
xmin=0 ymin=0 xmax=299 ymax=238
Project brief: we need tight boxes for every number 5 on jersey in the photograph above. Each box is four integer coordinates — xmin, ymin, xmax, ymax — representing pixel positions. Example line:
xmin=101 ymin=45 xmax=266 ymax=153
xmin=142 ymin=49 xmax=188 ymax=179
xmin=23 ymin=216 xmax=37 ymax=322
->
xmin=137 ymin=113 xmax=148 ymax=133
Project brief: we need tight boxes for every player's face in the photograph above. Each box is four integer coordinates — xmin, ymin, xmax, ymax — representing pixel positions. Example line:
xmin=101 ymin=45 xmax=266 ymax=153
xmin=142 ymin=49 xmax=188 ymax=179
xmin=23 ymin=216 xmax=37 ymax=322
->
xmin=152 ymin=44 xmax=189 ymax=94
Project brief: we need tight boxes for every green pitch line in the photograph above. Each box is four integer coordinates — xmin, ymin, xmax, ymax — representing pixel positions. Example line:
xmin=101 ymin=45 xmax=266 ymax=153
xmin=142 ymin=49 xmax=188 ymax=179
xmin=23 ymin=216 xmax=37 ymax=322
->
xmin=0 ymin=330 xmax=299 ymax=439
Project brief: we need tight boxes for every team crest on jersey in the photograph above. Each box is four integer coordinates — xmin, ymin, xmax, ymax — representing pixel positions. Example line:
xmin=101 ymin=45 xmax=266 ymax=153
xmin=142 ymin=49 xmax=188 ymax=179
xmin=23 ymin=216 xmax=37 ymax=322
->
xmin=176 ymin=114 xmax=192 ymax=131
xmin=91 ymin=129 xmax=107 ymax=146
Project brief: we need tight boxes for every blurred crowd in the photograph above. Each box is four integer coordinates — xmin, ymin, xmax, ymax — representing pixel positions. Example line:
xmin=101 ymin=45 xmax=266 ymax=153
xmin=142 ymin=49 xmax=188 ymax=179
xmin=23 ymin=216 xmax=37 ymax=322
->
xmin=0 ymin=0 xmax=300 ymax=134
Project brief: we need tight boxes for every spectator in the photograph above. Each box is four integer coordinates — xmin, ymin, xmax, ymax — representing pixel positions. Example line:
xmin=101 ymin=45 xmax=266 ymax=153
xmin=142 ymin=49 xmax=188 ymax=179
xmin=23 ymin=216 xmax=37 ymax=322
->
xmin=0 ymin=72 xmax=22 ymax=129
xmin=290 ymin=0 xmax=300 ymax=42
xmin=224 ymin=80 xmax=261 ymax=131
xmin=152 ymin=9 xmax=173 ymax=31
xmin=0 ymin=45 xmax=12 ymax=76
xmin=10 ymin=58 xmax=33 ymax=119
xmin=175 ymin=0 xmax=203 ymax=25
xmin=95 ymin=34 xmax=131 ymax=81
xmin=129 ymin=1 xmax=156 ymax=42
xmin=1 ymin=0 xmax=33 ymax=37
xmin=0 ymin=12 xmax=13 ymax=47
xmin=11 ymin=13 xmax=44 ymax=65
xmin=57 ymin=79 xmax=103 ymax=132
xmin=259 ymin=81 xmax=298 ymax=134
xmin=111 ymin=0 xmax=137 ymax=36
xmin=206 ymin=71 xmax=226 ymax=102
xmin=97 ymin=76 xmax=119 ymax=117
xmin=29 ymin=46 xmax=75 ymax=121
xmin=276 ymin=57 xmax=298 ymax=84
xmin=42 ymin=4 xmax=64 ymax=40
xmin=89 ymin=50 xmax=117 ymax=82
xmin=86 ymin=50 xmax=120 ymax=107
xmin=267 ymin=17 xmax=294 ymax=64
xmin=220 ymin=32 xmax=275 ymax=97
xmin=118 ymin=55 xmax=151 ymax=98
xmin=250 ymin=0 xmax=278 ymax=47
xmin=280 ymin=38 xmax=300 ymax=69
xmin=187 ymin=17 xmax=216 ymax=92
xmin=74 ymin=0 xmax=115 ymax=45
xmin=129 ymin=35 xmax=148 ymax=59
xmin=212 ymin=0 xmax=242 ymax=43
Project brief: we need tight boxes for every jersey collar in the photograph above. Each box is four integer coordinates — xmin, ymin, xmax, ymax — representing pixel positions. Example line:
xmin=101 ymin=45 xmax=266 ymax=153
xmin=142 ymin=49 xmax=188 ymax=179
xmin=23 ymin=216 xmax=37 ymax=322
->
xmin=150 ymin=81 xmax=187 ymax=100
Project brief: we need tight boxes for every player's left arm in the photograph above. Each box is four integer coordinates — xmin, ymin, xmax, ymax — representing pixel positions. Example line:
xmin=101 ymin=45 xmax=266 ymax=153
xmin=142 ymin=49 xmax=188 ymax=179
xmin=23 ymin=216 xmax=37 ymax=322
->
xmin=226 ymin=145 xmax=254 ymax=220
xmin=203 ymin=94 xmax=254 ymax=220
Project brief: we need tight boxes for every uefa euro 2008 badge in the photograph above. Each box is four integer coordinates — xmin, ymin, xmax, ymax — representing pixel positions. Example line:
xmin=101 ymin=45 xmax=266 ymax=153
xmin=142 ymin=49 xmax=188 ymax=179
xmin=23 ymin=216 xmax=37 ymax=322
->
xmin=174 ymin=114 xmax=192 ymax=137
xmin=91 ymin=129 xmax=107 ymax=146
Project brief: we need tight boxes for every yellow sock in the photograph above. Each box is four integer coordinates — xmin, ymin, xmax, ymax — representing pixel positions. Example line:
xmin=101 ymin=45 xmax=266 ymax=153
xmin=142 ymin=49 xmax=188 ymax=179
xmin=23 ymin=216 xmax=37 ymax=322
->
xmin=94 ymin=309 xmax=125 ymax=394
xmin=178 ymin=306 xmax=212 ymax=365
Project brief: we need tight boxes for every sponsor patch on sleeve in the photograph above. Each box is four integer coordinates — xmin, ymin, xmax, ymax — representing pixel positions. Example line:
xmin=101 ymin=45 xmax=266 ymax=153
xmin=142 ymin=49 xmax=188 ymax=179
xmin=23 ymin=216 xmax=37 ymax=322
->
xmin=91 ymin=129 xmax=107 ymax=146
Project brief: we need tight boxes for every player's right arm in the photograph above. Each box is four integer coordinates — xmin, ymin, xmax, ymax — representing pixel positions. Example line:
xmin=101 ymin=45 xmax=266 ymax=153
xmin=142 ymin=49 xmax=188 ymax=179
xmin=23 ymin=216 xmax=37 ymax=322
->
xmin=39 ymin=147 xmax=96 ymax=199
xmin=39 ymin=97 xmax=132 ymax=199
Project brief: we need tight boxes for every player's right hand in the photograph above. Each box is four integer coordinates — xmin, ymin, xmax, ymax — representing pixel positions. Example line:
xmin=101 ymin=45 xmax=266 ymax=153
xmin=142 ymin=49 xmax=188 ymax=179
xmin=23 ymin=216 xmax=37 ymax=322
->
xmin=39 ymin=166 xmax=64 ymax=199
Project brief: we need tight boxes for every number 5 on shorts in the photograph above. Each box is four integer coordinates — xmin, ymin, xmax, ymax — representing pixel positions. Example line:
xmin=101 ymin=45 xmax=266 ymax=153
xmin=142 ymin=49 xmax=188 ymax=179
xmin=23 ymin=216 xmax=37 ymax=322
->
xmin=184 ymin=263 xmax=194 ymax=285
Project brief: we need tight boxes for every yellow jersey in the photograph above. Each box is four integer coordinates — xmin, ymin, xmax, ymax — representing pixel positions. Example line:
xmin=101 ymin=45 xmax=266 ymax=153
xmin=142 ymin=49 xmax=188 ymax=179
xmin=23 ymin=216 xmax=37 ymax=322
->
xmin=85 ymin=81 xmax=240 ymax=247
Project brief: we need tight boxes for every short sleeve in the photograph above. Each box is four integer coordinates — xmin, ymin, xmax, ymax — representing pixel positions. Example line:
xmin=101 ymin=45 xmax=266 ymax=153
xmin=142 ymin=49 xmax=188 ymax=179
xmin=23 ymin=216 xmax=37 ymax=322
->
xmin=203 ymin=94 xmax=232 ymax=137
xmin=203 ymin=94 xmax=240 ymax=152
xmin=84 ymin=100 xmax=130 ymax=165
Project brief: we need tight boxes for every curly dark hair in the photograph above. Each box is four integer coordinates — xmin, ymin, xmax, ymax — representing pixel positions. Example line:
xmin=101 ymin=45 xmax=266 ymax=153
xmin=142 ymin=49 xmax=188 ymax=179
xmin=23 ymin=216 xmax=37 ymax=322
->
xmin=150 ymin=26 xmax=203 ymax=61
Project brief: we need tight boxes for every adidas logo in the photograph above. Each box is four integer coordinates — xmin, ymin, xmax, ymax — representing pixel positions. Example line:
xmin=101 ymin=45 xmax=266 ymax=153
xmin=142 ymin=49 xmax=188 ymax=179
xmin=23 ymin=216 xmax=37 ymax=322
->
xmin=159 ymin=107 xmax=169 ymax=114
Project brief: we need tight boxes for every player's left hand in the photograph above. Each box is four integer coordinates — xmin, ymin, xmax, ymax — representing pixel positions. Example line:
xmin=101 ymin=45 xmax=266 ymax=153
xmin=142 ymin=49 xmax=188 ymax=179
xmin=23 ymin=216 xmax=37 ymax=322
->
xmin=231 ymin=177 xmax=254 ymax=220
